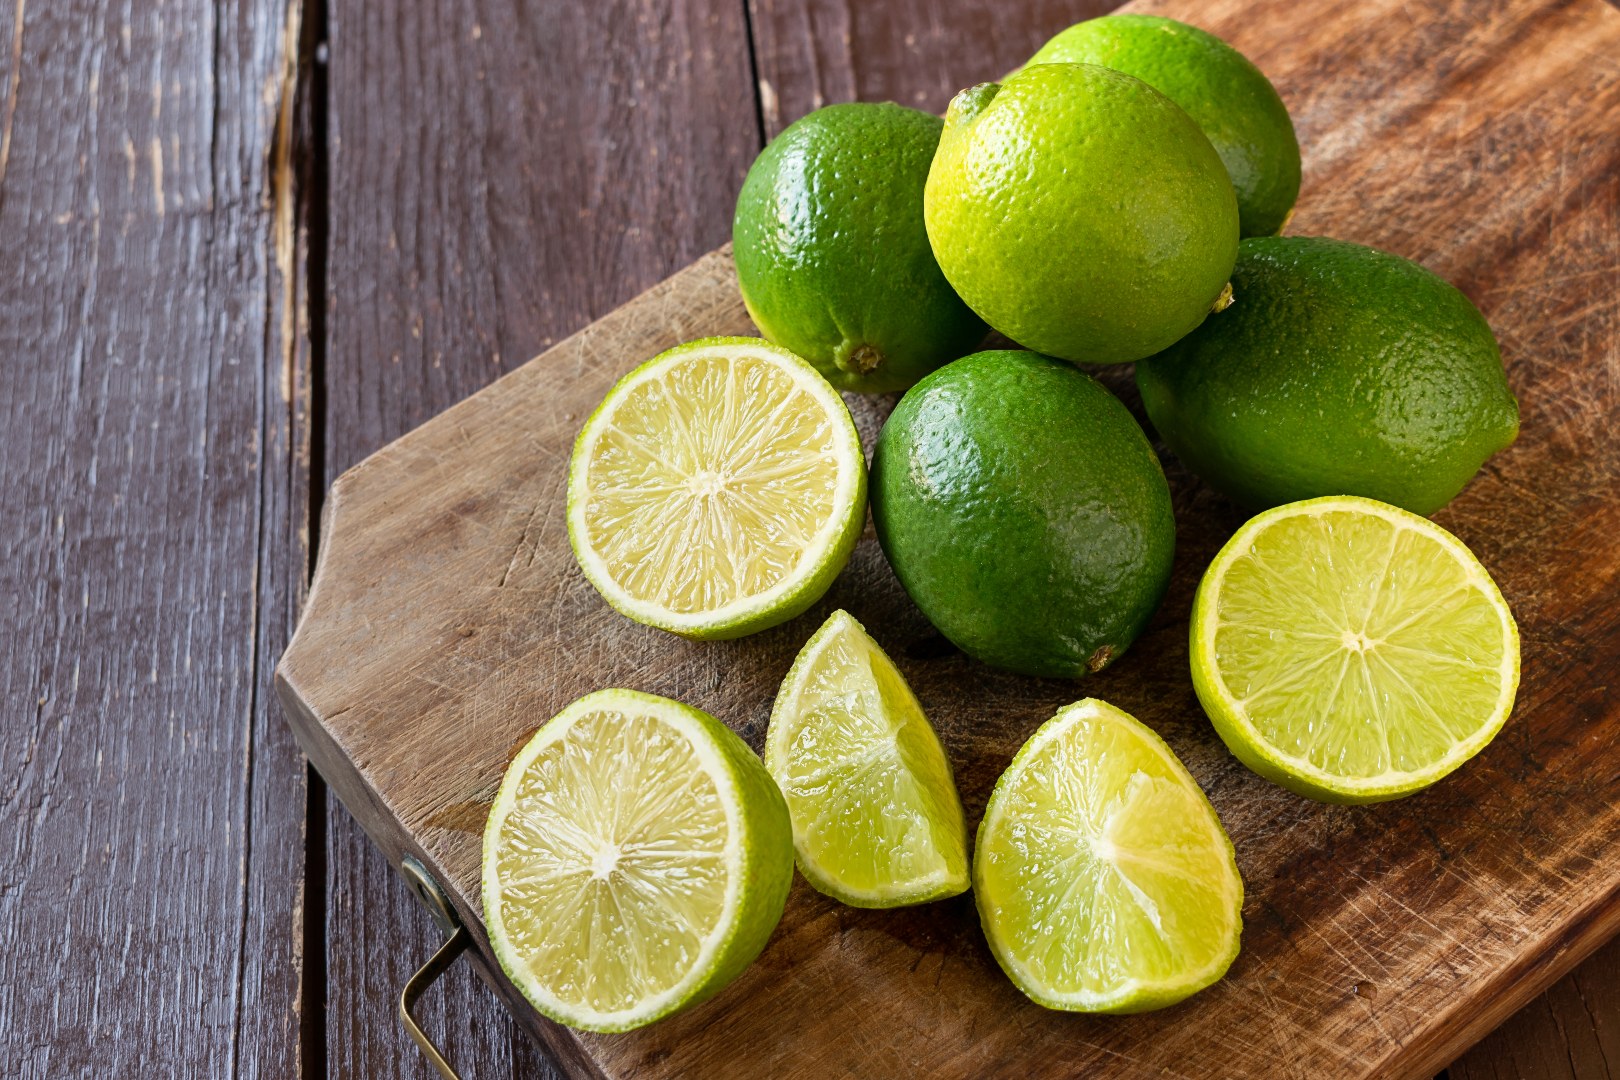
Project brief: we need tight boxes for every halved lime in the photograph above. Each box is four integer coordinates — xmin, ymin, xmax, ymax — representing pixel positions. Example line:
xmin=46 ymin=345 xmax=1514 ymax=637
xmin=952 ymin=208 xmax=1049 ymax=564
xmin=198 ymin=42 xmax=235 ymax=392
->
xmin=766 ymin=610 xmax=969 ymax=907
xmin=482 ymin=689 xmax=793 ymax=1032
xmin=974 ymin=698 xmax=1243 ymax=1013
xmin=567 ymin=337 xmax=867 ymax=639
xmin=1191 ymin=495 xmax=1520 ymax=803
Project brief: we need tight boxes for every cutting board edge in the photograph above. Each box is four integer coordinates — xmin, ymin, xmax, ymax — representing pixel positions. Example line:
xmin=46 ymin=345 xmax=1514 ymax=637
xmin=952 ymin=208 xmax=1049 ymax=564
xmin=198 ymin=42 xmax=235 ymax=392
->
xmin=273 ymin=655 xmax=611 ymax=1080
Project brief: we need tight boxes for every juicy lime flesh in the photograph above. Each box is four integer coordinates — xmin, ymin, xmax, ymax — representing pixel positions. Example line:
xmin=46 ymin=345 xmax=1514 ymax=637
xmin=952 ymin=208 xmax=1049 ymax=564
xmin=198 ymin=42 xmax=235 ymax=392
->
xmin=576 ymin=343 xmax=851 ymax=622
xmin=489 ymin=707 xmax=731 ymax=1018
xmin=1203 ymin=501 xmax=1517 ymax=792
xmin=976 ymin=700 xmax=1241 ymax=1010
xmin=769 ymin=612 xmax=968 ymax=904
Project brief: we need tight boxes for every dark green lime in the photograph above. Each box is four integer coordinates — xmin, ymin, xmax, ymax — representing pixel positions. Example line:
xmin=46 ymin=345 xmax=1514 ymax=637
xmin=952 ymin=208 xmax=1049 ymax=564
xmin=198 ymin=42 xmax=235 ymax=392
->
xmin=732 ymin=103 xmax=986 ymax=393
xmin=871 ymin=351 xmax=1176 ymax=678
xmin=1137 ymin=236 xmax=1520 ymax=516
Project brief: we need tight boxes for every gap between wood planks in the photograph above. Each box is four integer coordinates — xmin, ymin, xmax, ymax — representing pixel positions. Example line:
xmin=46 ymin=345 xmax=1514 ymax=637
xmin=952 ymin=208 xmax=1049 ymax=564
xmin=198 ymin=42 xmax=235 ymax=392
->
xmin=271 ymin=0 xmax=330 ymax=1073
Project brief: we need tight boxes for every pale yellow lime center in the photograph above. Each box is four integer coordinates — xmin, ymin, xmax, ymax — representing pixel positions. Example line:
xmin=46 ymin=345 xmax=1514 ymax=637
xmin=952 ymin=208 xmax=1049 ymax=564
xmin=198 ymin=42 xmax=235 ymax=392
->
xmin=1211 ymin=508 xmax=1513 ymax=782
xmin=581 ymin=352 xmax=842 ymax=615
xmin=490 ymin=708 xmax=730 ymax=1015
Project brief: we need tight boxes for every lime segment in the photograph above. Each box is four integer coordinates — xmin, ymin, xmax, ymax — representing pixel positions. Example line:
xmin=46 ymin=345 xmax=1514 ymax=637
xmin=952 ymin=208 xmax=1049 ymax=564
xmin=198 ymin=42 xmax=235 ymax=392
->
xmin=766 ymin=610 xmax=969 ymax=907
xmin=1191 ymin=496 xmax=1520 ymax=802
xmin=567 ymin=337 xmax=866 ymax=639
xmin=974 ymin=698 xmax=1243 ymax=1013
xmin=482 ymin=689 xmax=793 ymax=1032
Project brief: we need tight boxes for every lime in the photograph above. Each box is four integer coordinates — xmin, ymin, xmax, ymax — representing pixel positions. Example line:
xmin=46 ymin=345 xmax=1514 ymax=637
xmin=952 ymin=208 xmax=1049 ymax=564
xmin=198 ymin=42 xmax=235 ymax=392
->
xmin=1028 ymin=15 xmax=1300 ymax=237
xmin=871 ymin=350 xmax=1175 ymax=678
xmin=1191 ymin=496 xmax=1520 ymax=803
xmin=733 ymin=103 xmax=986 ymax=393
xmin=567 ymin=337 xmax=866 ymax=639
xmin=1137 ymin=236 xmax=1519 ymax=516
xmin=766 ymin=609 xmax=969 ymax=907
xmin=975 ymin=698 xmax=1243 ymax=1013
xmin=924 ymin=63 xmax=1238 ymax=364
xmin=482 ymin=689 xmax=793 ymax=1031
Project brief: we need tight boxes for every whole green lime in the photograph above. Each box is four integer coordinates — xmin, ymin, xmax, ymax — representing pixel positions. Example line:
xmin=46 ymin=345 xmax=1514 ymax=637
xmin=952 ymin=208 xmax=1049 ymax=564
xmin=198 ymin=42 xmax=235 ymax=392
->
xmin=871 ymin=351 xmax=1176 ymax=678
xmin=732 ymin=103 xmax=987 ymax=393
xmin=1028 ymin=15 xmax=1300 ymax=238
xmin=924 ymin=63 xmax=1238 ymax=365
xmin=1137 ymin=236 xmax=1520 ymax=516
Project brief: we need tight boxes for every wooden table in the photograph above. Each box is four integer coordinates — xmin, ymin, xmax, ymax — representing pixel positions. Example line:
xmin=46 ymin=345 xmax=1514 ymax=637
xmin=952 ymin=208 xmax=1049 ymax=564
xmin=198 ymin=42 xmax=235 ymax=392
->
xmin=2 ymin=0 xmax=1616 ymax=1076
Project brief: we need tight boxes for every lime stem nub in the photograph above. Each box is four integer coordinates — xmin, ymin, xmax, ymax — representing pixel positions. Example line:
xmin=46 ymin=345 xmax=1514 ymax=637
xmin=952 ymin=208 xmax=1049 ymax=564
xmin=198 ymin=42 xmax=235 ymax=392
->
xmin=949 ymin=82 xmax=1001 ymax=125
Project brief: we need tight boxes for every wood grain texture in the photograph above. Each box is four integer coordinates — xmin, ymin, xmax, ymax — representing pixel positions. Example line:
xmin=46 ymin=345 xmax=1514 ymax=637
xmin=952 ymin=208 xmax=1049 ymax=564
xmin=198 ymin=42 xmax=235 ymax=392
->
xmin=280 ymin=0 xmax=1620 ymax=1076
xmin=0 ymin=0 xmax=308 ymax=1076
xmin=747 ymin=0 xmax=1119 ymax=137
xmin=1450 ymin=933 xmax=1620 ymax=1080
xmin=315 ymin=0 xmax=761 ymax=1074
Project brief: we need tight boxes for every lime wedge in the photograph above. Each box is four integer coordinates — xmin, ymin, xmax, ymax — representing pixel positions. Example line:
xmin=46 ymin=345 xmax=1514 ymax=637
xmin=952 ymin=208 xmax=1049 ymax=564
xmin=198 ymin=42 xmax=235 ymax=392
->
xmin=974 ymin=698 xmax=1242 ymax=1014
xmin=567 ymin=336 xmax=867 ymax=639
xmin=766 ymin=610 xmax=969 ymax=907
xmin=1191 ymin=495 xmax=1520 ymax=803
xmin=482 ymin=689 xmax=793 ymax=1032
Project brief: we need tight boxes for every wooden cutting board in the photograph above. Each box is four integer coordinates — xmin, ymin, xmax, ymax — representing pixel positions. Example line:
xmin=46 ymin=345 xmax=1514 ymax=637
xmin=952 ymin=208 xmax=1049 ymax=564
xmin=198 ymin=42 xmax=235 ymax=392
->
xmin=275 ymin=0 xmax=1620 ymax=1075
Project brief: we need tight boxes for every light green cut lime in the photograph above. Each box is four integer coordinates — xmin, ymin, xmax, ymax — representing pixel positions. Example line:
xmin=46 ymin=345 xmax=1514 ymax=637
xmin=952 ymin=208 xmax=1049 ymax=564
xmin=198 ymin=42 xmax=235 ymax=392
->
xmin=1191 ymin=496 xmax=1520 ymax=803
xmin=766 ymin=610 xmax=969 ymax=907
xmin=567 ymin=337 xmax=867 ymax=639
xmin=974 ymin=698 xmax=1242 ymax=1014
xmin=482 ymin=689 xmax=794 ymax=1032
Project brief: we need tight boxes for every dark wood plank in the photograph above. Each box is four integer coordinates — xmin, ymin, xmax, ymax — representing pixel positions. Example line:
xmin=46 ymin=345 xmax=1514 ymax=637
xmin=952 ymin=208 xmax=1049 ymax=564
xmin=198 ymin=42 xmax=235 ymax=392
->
xmin=316 ymin=0 xmax=763 ymax=1073
xmin=1451 ymin=933 xmax=1620 ymax=1080
xmin=748 ymin=0 xmax=1119 ymax=139
xmin=280 ymin=0 xmax=1620 ymax=1076
xmin=0 ymin=0 xmax=306 ymax=1075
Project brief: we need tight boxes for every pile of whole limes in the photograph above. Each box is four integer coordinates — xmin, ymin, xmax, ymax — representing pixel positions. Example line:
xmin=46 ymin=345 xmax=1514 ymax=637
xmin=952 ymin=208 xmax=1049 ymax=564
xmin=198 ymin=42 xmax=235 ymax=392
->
xmin=733 ymin=13 xmax=1518 ymax=680
xmin=514 ymin=14 xmax=1527 ymax=1036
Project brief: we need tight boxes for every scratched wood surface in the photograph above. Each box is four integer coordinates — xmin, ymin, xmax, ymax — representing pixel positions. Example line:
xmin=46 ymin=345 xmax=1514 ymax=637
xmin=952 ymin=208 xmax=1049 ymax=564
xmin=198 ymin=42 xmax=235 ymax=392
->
xmin=277 ymin=0 xmax=1620 ymax=1075
xmin=0 ymin=0 xmax=311 ymax=1076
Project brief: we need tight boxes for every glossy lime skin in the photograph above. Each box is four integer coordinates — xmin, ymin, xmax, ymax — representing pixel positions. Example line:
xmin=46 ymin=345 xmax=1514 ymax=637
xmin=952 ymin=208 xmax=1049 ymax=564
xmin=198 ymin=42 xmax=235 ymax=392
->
xmin=1137 ymin=236 xmax=1520 ymax=516
xmin=733 ymin=103 xmax=987 ymax=393
xmin=924 ymin=64 xmax=1239 ymax=365
xmin=1029 ymin=15 xmax=1300 ymax=238
xmin=871 ymin=351 xmax=1176 ymax=678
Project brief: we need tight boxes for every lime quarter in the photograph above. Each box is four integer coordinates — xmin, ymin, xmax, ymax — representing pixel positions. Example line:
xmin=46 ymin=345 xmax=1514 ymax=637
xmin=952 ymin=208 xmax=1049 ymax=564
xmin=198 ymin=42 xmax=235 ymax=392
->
xmin=766 ymin=609 xmax=969 ymax=907
xmin=974 ymin=698 xmax=1243 ymax=1013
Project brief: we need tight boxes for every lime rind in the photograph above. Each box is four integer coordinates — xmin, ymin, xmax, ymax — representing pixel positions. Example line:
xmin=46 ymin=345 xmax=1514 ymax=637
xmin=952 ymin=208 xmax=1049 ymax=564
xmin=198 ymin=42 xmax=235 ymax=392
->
xmin=766 ymin=610 xmax=970 ymax=907
xmin=482 ymin=689 xmax=793 ymax=1032
xmin=566 ymin=337 xmax=867 ymax=640
xmin=973 ymin=698 xmax=1243 ymax=1013
xmin=1190 ymin=496 xmax=1520 ymax=803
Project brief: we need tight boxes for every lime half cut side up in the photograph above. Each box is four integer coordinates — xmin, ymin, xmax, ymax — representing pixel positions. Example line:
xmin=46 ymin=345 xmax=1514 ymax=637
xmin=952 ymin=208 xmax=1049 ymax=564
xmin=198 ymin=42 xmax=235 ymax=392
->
xmin=567 ymin=337 xmax=867 ymax=640
xmin=482 ymin=689 xmax=794 ymax=1032
xmin=974 ymin=698 xmax=1243 ymax=1013
xmin=766 ymin=610 xmax=969 ymax=907
xmin=1191 ymin=496 xmax=1520 ymax=803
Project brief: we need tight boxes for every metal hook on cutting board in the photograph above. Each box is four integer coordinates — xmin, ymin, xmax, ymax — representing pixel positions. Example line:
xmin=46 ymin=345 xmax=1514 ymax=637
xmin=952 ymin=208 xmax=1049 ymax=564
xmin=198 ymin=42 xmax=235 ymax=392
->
xmin=399 ymin=855 xmax=471 ymax=1080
